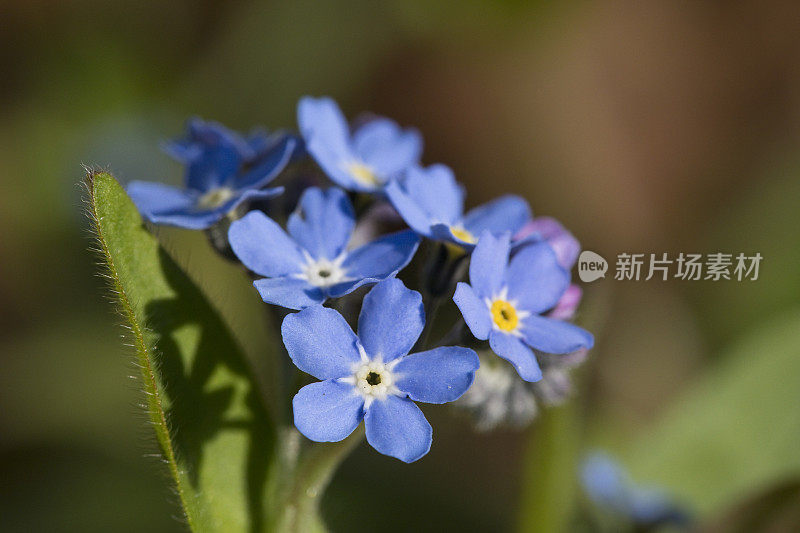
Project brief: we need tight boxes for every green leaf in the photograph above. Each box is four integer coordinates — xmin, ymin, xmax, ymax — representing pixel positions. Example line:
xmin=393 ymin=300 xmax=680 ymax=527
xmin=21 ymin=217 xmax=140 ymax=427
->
xmin=695 ymin=155 xmax=800 ymax=348
xmin=699 ymin=478 xmax=800 ymax=532
xmin=624 ymin=308 xmax=800 ymax=516
xmin=87 ymin=171 xmax=277 ymax=532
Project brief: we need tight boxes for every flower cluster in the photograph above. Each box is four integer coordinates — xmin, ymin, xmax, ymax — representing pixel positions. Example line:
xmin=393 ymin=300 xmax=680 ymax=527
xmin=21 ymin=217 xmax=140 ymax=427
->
xmin=456 ymin=217 xmax=591 ymax=429
xmin=129 ymin=96 xmax=594 ymax=461
xmin=128 ymin=118 xmax=300 ymax=229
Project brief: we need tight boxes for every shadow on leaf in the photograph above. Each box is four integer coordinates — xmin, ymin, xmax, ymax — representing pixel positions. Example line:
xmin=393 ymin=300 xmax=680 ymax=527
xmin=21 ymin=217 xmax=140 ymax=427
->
xmin=143 ymin=247 xmax=275 ymax=533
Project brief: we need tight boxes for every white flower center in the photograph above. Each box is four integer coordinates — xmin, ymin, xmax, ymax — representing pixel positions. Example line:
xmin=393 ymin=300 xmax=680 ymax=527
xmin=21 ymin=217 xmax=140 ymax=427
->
xmin=295 ymin=252 xmax=350 ymax=288
xmin=339 ymin=347 xmax=402 ymax=408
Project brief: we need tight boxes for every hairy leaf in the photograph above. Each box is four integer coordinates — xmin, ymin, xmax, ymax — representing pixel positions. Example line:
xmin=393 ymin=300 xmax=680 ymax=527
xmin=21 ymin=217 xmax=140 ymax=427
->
xmin=88 ymin=171 xmax=276 ymax=532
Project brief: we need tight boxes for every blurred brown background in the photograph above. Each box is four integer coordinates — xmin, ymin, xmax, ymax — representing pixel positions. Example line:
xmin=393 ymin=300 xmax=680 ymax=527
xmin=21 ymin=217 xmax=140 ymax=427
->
xmin=1 ymin=1 xmax=799 ymax=531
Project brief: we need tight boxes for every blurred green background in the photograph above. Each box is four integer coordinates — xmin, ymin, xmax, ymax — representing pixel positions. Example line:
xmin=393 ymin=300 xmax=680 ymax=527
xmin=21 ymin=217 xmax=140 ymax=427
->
xmin=2 ymin=1 xmax=800 ymax=531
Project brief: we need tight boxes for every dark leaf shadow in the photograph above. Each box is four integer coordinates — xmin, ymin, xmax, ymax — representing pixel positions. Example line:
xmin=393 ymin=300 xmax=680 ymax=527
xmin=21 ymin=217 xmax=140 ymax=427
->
xmin=144 ymin=247 xmax=275 ymax=533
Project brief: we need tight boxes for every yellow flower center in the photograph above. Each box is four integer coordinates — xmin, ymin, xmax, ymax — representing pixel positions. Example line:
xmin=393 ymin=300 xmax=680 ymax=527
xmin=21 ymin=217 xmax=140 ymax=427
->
xmin=348 ymin=162 xmax=381 ymax=187
xmin=198 ymin=187 xmax=235 ymax=209
xmin=491 ymin=300 xmax=519 ymax=332
xmin=450 ymin=225 xmax=477 ymax=244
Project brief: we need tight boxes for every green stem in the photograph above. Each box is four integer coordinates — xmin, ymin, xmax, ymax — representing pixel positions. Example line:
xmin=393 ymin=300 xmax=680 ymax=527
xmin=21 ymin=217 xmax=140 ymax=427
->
xmin=517 ymin=402 xmax=580 ymax=533
xmin=273 ymin=427 xmax=365 ymax=532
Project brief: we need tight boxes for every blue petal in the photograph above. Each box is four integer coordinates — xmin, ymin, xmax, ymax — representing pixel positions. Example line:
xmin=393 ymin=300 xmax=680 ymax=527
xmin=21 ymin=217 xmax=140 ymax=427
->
xmin=516 ymin=217 xmax=580 ymax=270
xmin=453 ymin=282 xmax=492 ymax=340
xmin=245 ymin=128 xmax=273 ymax=155
xmin=247 ymin=129 xmax=307 ymax=162
xmin=394 ymin=346 xmax=479 ymax=404
xmin=581 ymin=452 xmax=686 ymax=524
xmin=548 ymin=284 xmax=583 ymax=321
xmin=162 ymin=137 xmax=200 ymax=163
xmin=293 ymin=380 xmax=364 ymax=442
xmin=430 ymin=222 xmax=478 ymax=249
xmin=184 ymin=139 xmax=243 ymax=193
xmin=127 ymin=181 xmax=224 ymax=230
xmin=228 ymin=211 xmax=305 ymax=277
xmin=297 ymin=96 xmax=351 ymax=157
xmin=325 ymin=230 xmax=420 ymax=299
xmin=521 ymin=314 xmax=594 ymax=354
xmin=188 ymin=118 xmax=255 ymax=159
xmin=230 ymin=186 xmax=285 ymax=211
xmin=357 ymin=278 xmax=424 ymax=362
xmin=364 ymin=395 xmax=432 ymax=463
xmin=489 ymin=330 xmax=542 ymax=382
xmin=254 ymin=277 xmax=324 ymax=310
xmin=340 ymin=230 xmax=420 ymax=280
xmin=163 ymin=117 xmax=252 ymax=167
xmin=352 ymin=118 xmax=423 ymax=179
xmin=390 ymin=165 xmax=464 ymax=233
xmin=463 ymin=195 xmax=531 ymax=237
xmin=143 ymin=210 xmax=226 ymax=230
xmin=234 ymin=136 xmax=295 ymax=190
xmin=324 ymin=278 xmax=378 ymax=300
xmin=506 ymin=242 xmax=570 ymax=314
xmin=287 ymin=187 xmax=355 ymax=260
xmin=581 ymin=453 xmax=629 ymax=512
xmin=298 ymin=97 xmax=369 ymax=190
xmin=384 ymin=181 xmax=435 ymax=237
xmin=305 ymin=137 xmax=369 ymax=191
xmin=281 ymin=305 xmax=362 ymax=379
xmin=127 ymin=180 xmax=196 ymax=215
xmin=469 ymin=231 xmax=511 ymax=299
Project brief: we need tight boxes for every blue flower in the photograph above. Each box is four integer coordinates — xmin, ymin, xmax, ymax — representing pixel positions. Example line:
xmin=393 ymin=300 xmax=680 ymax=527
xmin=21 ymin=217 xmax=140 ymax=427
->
xmin=581 ymin=452 xmax=690 ymax=526
xmin=385 ymin=164 xmax=532 ymax=250
xmin=297 ymin=96 xmax=422 ymax=192
xmin=228 ymin=187 xmax=420 ymax=310
xmin=127 ymin=118 xmax=297 ymax=229
xmin=517 ymin=217 xmax=585 ymax=320
xmin=515 ymin=216 xmax=580 ymax=271
xmin=282 ymin=279 xmax=479 ymax=462
xmin=453 ymin=232 xmax=593 ymax=381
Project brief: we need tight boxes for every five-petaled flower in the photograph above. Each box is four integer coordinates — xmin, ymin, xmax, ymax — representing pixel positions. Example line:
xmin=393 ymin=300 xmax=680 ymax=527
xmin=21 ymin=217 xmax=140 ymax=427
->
xmin=516 ymin=216 xmax=584 ymax=320
xmin=228 ymin=187 xmax=420 ymax=310
xmin=385 ymin=164 xmax=532 ymax=250
xmin=453 ymin=231 xmax=593 ymax=381
xmin=127 ymin=118 xmax=297 ymax=229
xmin=298 ymin=96 xmax=422 ymax=192
xmin=282 ymin=279 xmax=479 ymax=462
xmin=124 ymin=104 xmax=598 ymax=467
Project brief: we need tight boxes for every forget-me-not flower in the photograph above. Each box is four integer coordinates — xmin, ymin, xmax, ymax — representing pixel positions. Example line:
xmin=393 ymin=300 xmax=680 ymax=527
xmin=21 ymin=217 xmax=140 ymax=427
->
xmin=282 ymin=279 xmax=479 ymax=462
xmin=453 ymin=232 xmax=593 ymax=381
xmin=517 ymin=216 xmax=584 ymax=320
xmin=385 ymin=164 xmax=532 ymax=250
xmin=581 ymin=452 xmax=690 ymax=526
xmin=228 ymin=187 xmax=420 ymax=310
xmin=297 ymin=96 xmax=422 ymax=192
xmin=515 ymin=216 xmax=580 ymax=271
xmin=128 ymin=118 xmax=296 ymax=229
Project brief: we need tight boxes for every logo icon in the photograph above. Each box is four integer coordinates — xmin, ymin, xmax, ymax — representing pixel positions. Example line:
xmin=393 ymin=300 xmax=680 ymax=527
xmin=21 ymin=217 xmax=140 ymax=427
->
xmin=578 ymin=251 xmax=608 ymax=282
